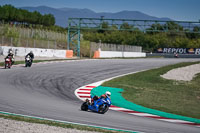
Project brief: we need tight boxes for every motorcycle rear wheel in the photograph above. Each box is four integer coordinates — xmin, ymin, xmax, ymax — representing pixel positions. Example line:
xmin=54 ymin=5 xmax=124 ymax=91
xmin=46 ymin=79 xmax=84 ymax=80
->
xmin=81 ymin=102 xmax=88 ymax=111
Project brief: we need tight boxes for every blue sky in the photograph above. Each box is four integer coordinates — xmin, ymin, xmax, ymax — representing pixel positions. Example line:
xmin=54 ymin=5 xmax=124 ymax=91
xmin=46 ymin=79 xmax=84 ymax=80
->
xmin=0 ymin=0 xmax=200 ymax=21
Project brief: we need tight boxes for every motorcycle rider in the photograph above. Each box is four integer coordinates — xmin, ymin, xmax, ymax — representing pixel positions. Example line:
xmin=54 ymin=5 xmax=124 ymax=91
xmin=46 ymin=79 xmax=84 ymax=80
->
xmin=174 ymin=52 xmax=178 ymax=58
xmin=91 ymin=91 xmax=111 ymax=105
xmin=6 ymin=50 xmax=15 ymax=65
xmin=100 ymin=91 xmax=111 ymax=99
xmin=25 ymin=51 xmax=34 ymax=62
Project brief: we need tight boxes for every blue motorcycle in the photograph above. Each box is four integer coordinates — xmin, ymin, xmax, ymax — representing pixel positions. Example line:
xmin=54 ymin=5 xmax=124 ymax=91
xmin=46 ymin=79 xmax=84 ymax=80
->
xmin=81 ymin=96 xmax=111 ymax=114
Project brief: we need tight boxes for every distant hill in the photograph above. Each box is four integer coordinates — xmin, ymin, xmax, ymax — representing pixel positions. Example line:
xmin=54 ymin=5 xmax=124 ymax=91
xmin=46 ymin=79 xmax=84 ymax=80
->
xmin=20 ymin=6 xmax=172 ymax=28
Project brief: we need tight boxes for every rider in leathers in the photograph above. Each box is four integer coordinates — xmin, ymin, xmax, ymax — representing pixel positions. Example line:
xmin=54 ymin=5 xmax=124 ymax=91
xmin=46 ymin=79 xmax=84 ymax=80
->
xmin=91 ymin=91 xmax=111 ymax=105
xmin=6 ymin=50 xmax=15 ymax=65
xmin=25 ymin=51 xmax=34 ymax=62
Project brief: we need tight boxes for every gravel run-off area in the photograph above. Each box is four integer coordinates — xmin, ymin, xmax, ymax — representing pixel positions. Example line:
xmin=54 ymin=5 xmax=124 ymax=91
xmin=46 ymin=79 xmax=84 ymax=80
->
xmin=161 ymin=63 xmax=200 ymax=81
xmin=0 ymin=118 xmax=100 ymax=133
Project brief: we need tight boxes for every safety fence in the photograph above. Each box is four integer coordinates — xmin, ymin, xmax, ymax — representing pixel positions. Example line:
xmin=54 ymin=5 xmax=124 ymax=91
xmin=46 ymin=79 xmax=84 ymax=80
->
xmin=0 ymin=25 xmax=67 ymax=41
xmin=0 ymin=36 xmax=67 ymax=50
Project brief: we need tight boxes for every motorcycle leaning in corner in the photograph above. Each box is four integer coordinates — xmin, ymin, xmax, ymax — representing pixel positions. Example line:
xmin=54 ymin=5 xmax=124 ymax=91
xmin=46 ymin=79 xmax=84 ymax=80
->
xmin=81 ymin=91 xmax=112 ymax=114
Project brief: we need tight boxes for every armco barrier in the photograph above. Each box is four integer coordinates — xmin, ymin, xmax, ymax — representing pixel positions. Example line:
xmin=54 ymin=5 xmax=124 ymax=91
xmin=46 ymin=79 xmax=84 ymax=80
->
xmin=0 ymin=46 xmax=73 ymax=58
xmin=93 ymin=50 xmax=146 ymax=58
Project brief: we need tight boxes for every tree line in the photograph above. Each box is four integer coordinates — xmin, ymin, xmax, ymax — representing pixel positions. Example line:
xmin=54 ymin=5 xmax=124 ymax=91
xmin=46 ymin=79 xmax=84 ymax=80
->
xmin=83 ymin=22 xmax=200 ymax=52
xmin=0 ymin=5 xmax=67 ymax=33
xmin=0 ymin=5 xmax=55 ymax=26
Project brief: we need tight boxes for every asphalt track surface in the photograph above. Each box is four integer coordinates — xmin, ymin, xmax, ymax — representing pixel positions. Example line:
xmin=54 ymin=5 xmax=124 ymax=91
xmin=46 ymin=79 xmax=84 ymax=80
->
xmin=0 ymin=58 xmax=200 ymax=133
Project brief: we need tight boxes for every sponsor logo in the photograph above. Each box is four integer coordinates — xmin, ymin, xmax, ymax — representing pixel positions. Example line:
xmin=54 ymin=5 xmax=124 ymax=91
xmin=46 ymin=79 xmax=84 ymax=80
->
xmin=162 ymin=48 xmax=187 ymax=54
xmin=157 ymin=48 xmax=163 ymax=52
xmin=195 ymin=48 xmax=200 ymax=55
xmin=188 ymin=48 xmax=195 ymax=54
xmin=157 ymin=48 xmax=200 ymax=55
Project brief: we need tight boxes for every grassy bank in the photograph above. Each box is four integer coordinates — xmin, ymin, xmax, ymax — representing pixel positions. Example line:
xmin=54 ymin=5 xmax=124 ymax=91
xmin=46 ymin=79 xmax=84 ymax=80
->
xmin=103 ymin=62 xmax=200 ymax=119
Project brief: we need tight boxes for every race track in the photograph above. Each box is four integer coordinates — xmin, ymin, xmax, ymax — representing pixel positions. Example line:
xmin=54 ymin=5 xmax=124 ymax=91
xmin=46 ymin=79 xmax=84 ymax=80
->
xmin=0 ymin=58 xmax=200 ymax=133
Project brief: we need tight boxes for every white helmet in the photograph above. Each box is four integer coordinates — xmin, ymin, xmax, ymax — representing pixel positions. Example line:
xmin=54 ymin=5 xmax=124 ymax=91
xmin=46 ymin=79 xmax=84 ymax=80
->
xmin=105 ymin=91 xmax=111 ymax=97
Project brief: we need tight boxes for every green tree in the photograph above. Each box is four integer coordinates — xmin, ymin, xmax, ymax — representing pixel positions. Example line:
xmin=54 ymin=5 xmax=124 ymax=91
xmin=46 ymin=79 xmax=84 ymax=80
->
xmin=3 ymin=5 xmax=16 ymax=22
xmin=146 ymin=23 xmax=164 ymax=34
xmin=110 ymin=25 xmax=118 ymax=30
xmin=1 ymin=5 xmax=9 ymax=22
xmin=0 ymin=6 xmax=4 ymax=21
xmin=186 ymin=26 xmax=200 ymax=39
xmin=101 ymin=21 xmax=109 ymax=29
xmin=41 ymin=14 xmax=55 ymax=26
xmin=15 ymin=9 xmax=24 ymax=24
xmin=193 ymin=26 xmax=200 ymax=32
xmin=120 ymin=22 xmax=133 ymax=30
xmin=164 ymin=21 xmax=183 ymax=31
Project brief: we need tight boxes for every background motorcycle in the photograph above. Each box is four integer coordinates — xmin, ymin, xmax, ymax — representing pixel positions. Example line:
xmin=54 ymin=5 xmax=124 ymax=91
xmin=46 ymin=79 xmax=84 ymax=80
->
xmin=4 ymin=57 xmax=12 ymax=69
xmin=81 ymin=96 xmax=111 ymax=114
xmin=25 ymin=55 xmax=32 ymax=67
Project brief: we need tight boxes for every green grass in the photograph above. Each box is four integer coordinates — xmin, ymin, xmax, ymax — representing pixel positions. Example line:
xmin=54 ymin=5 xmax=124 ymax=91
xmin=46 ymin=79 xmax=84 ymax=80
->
xmin=0 ymin=113 xmax=124 ymax=133
xmin=103 ymin=62 xmax=200 ymax=119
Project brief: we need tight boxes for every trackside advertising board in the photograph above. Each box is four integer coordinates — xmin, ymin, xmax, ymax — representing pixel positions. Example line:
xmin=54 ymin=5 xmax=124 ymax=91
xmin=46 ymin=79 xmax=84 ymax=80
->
xmin=157 ymin=48 xmax=200 ymax=55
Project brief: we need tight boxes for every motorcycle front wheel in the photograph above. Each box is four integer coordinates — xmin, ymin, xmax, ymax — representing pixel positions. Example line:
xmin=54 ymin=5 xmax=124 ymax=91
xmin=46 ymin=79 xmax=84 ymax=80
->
xmin=98 ymin=104 xmax=109 ymax=114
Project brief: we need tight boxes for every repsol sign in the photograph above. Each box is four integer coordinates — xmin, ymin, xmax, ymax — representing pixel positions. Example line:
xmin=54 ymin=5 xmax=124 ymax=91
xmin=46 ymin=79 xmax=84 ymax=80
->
xmin=157 ymin=48 xmax=200 ymax=55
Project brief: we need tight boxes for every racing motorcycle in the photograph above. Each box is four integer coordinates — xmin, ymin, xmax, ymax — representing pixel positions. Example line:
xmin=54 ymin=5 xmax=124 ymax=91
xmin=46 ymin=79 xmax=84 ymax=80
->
xmin=25 ymin=55 xmax=32 ymax=67
xmin=4 ymin=57 xmax=12 ymax=69
xmin=81 ymin=96 xmax=111 ymax=114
